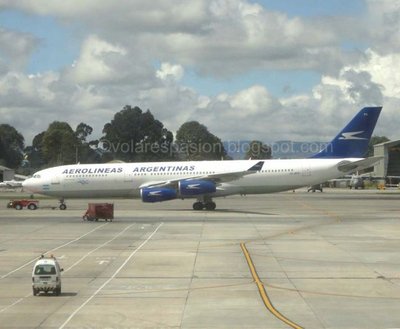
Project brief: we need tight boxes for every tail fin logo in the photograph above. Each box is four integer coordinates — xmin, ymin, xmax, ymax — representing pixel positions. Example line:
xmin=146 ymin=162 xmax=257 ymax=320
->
xmin=339 ymin=131 xmax=367 ymax=140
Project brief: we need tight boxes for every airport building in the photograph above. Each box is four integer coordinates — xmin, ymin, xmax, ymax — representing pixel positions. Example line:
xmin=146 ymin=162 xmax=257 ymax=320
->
xmin=0 ymin=165 xmax=14 ymax=181
xmin=374 ymin=139 xmax=400 ymax=180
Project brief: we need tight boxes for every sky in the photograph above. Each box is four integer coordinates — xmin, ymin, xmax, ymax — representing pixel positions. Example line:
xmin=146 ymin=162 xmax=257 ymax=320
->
xmin=0 ymin=0 xmax=399 ymax=145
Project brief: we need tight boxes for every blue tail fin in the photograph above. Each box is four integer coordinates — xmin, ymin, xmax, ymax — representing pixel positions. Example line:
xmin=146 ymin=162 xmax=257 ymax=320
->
xmin=311 ymin=107 xmax=382 ymax=158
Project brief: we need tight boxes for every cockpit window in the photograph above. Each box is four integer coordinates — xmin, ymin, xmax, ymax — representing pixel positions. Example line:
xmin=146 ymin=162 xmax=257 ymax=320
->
xmin=33 ymin=175 xmax=41 ymax=179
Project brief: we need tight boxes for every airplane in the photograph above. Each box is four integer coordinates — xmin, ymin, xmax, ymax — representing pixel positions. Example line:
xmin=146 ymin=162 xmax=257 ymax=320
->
xmin=22 ymin=106 xmax=382 ymax=210
xmin=0 ymin=179 xmax=24 ymax=188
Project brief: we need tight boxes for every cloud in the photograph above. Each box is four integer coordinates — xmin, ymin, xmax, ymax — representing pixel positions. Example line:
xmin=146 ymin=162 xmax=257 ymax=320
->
xmin=191 ymin=47 xmax=397 ymax=142
xmin=65 ymin=35 xmax=127 ymax=84
xmin=0 ymin=45 xmax=395 ymax=146
xmin=366 ymin=0 xmax=400 ymax=52
xmin=156 ymin=63 xmax=184 ymax=82
xmin=156 ymin=1 xmax=348 ymax=76
xmin=0 ymin=0 xmax=358 ymax=76
xmin=0 ymin=71 xmax=58 ymax=107
xmin=351 ymin=49 xmax=400 ymax=98
xmin=0 ymin=50 xmax=393 ymax=144
xmin=0 ymin=28 xmax=38 ymax=71
xmin=0 ymin=0 xmax=399 ymax=147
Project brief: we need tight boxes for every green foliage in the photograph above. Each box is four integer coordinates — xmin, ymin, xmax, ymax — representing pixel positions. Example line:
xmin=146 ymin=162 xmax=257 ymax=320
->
xmin=367 ymin=135 xmax=390 ymax=156
xmin=24 ymin=132 xmax=46 ymax=169
xmin=74 ymin=123 xmax=101 ymax=163
xmin=244 ymin=140 xmax=272 ymax=160
xmin=75 ymin=123 xmax=93 ymax=143
xmin=175 ymin=121 xmax=228 ymax=160
xmin=42 ymin=122 xmax=78 ymax=165
xmin=101 ymin=105 xmax=174 ymax=161
xmin=0 ymin=124 xmax=24 ymax=168
xmin=3 ymin=105 xmax=259 ymax=168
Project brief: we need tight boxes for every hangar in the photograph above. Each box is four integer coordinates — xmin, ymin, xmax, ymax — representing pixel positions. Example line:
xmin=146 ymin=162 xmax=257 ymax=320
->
xmin=0 ymin=166 xmax=26 ymax=183
xmin=373 ymin=140 xmax=400 ymax=181
xmin=0 ymin=165 xmax=15 ymax=181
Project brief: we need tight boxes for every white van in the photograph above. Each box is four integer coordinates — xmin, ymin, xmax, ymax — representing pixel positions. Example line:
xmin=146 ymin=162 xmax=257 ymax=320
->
xmin=32 ymin=255 xmax=63 ymax=296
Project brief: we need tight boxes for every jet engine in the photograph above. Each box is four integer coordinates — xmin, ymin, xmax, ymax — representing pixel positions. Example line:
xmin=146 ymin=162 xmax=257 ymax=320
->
xmin=140 ymin=187 xmax=177 ymax=202
xmin=179 ymin=180 xmax=216 ymax=196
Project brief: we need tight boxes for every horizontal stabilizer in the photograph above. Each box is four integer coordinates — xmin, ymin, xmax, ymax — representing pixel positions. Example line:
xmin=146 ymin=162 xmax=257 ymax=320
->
xmin=337 ymin=156 xmax=383 ymax=172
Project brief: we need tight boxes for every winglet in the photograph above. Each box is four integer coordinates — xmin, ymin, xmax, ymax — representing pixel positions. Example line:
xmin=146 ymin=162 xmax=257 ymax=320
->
xmin=311 ymin=107 xmax=382 ymax=158
xmin=248 ymin=161 xmax=264 ymax=171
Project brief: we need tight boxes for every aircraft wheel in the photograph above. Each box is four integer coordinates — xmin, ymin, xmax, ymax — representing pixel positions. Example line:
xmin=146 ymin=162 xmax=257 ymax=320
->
xmin=204 ymin=201 xmax=216 ymax=210
xmin=193 ymin=202 xmax=204 ymax=210
xmin=59 ymin=204 xmax=67 ymax=210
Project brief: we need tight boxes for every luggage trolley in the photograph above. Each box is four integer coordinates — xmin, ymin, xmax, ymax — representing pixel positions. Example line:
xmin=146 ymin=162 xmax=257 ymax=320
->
xmin=83 ymin=203 xmax=114 ymax=222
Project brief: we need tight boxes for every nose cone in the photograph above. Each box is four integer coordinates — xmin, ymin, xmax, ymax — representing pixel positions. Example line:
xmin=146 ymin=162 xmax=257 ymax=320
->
xmin=22 ymin=178 xmax=38 ymax=193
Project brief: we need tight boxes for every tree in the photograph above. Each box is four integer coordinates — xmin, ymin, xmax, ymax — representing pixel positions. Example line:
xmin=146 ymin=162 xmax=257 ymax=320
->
xmin=175 ymin=121 xmax=228 ymax=160
xmin=24 ymin=131 xmax=46 ymax=170
xmin=75 ymin=123 xmax=101 ymax=163
xmin=0 ymin=124 xmax=24 ymax=168
xmin=101 ymin=105 xmax=174 ymax=162
xmin=42 ymin=122 xmax=78 ymax=165
xmin=244 ymin=141 xmax=272 ymax=159
xmin=367 ymin=135 xmax=390 ymax=157
xmin=75 ymin=123 xmax=93 ymax=143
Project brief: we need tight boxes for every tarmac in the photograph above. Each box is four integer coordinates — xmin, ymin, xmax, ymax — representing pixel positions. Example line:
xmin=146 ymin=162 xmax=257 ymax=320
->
xmin=0 ymin=189 xmax=400 ymax=329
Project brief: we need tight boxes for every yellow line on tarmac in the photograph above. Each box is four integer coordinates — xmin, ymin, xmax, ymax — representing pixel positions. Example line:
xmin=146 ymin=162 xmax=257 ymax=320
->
xmin=240 ymin=243 xmax=303 ymax=329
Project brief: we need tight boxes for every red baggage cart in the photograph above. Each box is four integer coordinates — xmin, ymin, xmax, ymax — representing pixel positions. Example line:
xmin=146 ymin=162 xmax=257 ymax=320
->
xmin=83 ymin=203 xmax=114 ymax=222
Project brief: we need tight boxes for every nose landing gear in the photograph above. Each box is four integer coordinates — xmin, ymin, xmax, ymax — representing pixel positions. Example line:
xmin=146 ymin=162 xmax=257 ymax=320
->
xmin=59 ymin=198 xmax=67 ymax=210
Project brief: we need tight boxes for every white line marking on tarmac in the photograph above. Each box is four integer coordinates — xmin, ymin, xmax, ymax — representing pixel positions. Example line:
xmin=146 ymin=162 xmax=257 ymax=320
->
xmin=58 ymin=222 xmax=163 ymax=329
xmin=1 ymin=223 xmax=109 ymax=280
xmin=0 ymin=297 xmax=25 ymax=314
xmin=64 ymin=224 xmax=135 ymax=272
xmin=0 ymin=223 xmax=135 ymax=314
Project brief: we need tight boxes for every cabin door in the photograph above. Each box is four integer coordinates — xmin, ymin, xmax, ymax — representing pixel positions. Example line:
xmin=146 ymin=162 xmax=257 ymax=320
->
xmin=301 ymin=162 xmax=311 ymax=176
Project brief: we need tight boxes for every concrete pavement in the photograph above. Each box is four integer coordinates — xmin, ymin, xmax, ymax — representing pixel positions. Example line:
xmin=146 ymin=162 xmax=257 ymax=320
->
xmin=0 ymin=189 xmax=399 ymax=328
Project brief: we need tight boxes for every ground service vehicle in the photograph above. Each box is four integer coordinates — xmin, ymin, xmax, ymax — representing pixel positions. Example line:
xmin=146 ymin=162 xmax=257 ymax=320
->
xmin=83 ymin=203 xmax=114 ymax=221
xmin=349 ymin=176 xmax=365 ymax=189
xmin=32 ymin=255 xmax=63 ymax=296
xmin=307 ymin=184 xmax=323 ymax=192
xmin=7 ymin=199 xmax=39 ymax=210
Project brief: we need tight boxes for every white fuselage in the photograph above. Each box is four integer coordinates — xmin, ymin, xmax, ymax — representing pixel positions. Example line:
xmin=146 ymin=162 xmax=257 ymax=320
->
xmin=23 ymin=158 xmax=358 ymax=199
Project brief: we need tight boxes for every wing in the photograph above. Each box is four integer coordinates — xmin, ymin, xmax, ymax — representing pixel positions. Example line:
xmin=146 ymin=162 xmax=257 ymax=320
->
xmin=139 ymin=161 xmax=264 ymax=189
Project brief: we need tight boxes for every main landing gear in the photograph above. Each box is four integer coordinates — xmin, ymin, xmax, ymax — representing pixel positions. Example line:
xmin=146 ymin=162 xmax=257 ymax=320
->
xmin=192 ymin=196 xmax=216 ymax=211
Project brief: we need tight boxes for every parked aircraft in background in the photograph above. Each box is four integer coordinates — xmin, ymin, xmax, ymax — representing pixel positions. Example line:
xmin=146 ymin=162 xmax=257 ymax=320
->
xmin=23 ymin=107 xmax=382 ymax=210
xmin=0 ymin=179 xmax=24 ymax=188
